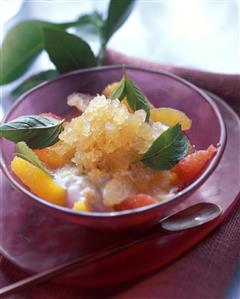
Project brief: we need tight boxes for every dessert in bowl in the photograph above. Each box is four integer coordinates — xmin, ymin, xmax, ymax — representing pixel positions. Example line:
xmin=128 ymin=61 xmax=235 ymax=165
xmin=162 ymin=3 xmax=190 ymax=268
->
xmin=0 ymin=66 xmax=226 ymax=232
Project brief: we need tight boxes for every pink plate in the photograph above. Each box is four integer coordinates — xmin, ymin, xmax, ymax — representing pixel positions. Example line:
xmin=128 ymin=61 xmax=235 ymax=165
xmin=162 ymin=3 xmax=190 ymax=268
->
xmin=0 ymin=93 xmax=239 ymax=288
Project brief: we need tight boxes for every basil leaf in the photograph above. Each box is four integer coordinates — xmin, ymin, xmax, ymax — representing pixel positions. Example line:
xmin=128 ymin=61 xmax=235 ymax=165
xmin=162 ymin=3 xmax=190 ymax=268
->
xmin=98 ymin=0 xmax=135 ymax=64
xmin=0 ymin=20 xmax=83 ymax=85
xmin=109 ymin=76 xmax=126 ymax=100
xmin=43 ymin=28 xmax=97 ymax=74
xmin=12 ymin=70 xmax=59 ymax=97
xmin=16 ymin=142 xmax=51 ymax=176
xmin=108 ymin=70 xmax=150 ymax=120
xmin=103 ymin=0 xmax=136 ymax=44
xmin=125 ymin=78 xmax=150 ymax=120
xmin=0 ymin=115 xmax=64 ymax=149
xmin=140 ymin=124 xmax=189 ymax=170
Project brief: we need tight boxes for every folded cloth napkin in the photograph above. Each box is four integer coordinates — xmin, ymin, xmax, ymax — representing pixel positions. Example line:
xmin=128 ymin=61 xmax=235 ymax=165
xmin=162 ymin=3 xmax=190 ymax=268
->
xmin=0 ymin=50 xmax=239 ymax=299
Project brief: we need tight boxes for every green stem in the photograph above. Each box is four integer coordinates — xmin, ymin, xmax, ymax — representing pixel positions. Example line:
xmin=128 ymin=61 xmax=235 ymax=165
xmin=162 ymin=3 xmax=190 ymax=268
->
xmin=56 ymin=20 xmax=84 ymax=30
xmin=97 ymin=45 xmax=105 ymax=66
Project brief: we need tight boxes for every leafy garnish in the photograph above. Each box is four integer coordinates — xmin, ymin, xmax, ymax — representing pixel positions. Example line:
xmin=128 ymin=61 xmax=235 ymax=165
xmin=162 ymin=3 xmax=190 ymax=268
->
xmin=140 ymin=124 xmax=189 ymax=170
xmin=15 ymin=142 xmax=51 ymax=176
xmin=109 ymin=75 xmax=126 ymax=100
xmin=109 ymin=69 xmax=150 ymax=120
xmin=0 ymin=115 xmax=64 ymax=149
xmin=125 ymin=78 xmax=150 ymax=121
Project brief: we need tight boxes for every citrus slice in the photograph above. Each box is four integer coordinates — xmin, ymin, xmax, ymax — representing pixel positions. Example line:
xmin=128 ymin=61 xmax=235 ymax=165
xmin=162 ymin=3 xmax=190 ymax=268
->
xmin=11 ymin=157 xmax=66 ymax=206
xmin=172 ymin=145 xmax=217 ymax=185
xmin=114 ymin=193 xmax=158 ymax=211
xmin=150 ymin=107 xmax=192 ymax=130
xmin=34 ymin=141 xmax=74 ymax=169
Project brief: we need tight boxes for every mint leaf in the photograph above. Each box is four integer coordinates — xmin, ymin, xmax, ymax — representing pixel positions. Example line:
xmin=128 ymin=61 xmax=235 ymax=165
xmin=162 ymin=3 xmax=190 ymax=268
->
xmin=109 ymin=76 xmax=126 ymax=100
xmin=43 ymin=28 xmax=96 ymax=73
xmin=16 ymin=142 xmax=51 ymax=175
xmin=140 ymin=124 xmax=189 ymax=170
xmin=125 ymin=78 xmax=150 ymax=121
xmin=0 ymin=115 xmax=64 ymax=149
xmin=108 ymin=70 xmax=150 ymax=120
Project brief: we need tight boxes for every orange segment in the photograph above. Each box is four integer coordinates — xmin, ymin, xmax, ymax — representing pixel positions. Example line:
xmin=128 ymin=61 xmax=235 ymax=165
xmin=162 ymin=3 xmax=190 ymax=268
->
xmin=34 ymin=141 xmax=74 ymax=169
xmin=114 ymin=193 xmax=158 ymax=211
xmin=11 ymin=157 xmax=66 ymax=206
xmin=103 ymin=82 xmax=133 ymax=112
xmin=150 ymin=107 xmax=192 ymax=130
xmin=103 ymin=82 xmax=119 ymax=98
xmin=172 ymin=145 xmax=217 ymax=185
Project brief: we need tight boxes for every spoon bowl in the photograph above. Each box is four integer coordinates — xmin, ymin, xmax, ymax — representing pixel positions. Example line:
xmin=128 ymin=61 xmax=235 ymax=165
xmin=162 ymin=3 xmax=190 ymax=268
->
xmin=161 ymin=202 xmax=222 ymax=232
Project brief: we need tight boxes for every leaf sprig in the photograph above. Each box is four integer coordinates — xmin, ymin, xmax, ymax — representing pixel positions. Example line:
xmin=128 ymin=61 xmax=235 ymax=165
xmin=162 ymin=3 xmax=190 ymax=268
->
xmin=140 ymin=124 xmax=189 ymax=170
xmin=109 ymin=69 xmax=150 ymax=120
xmin=1 ymin=0 xmax=136 ymax=94
xmin=0 ymin=115 xmax=64 ymax=149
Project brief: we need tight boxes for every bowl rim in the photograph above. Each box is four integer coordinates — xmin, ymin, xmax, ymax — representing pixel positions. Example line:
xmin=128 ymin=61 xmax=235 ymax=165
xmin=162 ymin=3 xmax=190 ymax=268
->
xmin=0 ymin=65 xmax=227 ymax=218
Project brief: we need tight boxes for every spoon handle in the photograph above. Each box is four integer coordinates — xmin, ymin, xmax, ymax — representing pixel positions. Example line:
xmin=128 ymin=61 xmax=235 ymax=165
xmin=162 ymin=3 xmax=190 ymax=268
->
xmin=0 ymin=229 xmax=162 ymax=297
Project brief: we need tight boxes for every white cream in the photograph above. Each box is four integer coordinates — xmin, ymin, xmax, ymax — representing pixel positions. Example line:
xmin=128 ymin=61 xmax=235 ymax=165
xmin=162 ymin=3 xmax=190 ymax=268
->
xmin=54 ymin=165 xmax=100 ymax=208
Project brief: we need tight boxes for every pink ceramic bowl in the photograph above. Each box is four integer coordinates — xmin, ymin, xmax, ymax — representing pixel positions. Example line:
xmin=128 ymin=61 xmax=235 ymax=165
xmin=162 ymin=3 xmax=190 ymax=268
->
xmin=0 ymin=66 xmax=226 ymax=232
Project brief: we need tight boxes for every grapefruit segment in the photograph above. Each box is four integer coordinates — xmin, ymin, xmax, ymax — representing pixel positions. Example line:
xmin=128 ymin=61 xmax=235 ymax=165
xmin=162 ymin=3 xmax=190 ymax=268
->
xmin=172 ymin=145 xmax=217 ymax=185
xmin=114 ymin=193 xmax=158 ymax=211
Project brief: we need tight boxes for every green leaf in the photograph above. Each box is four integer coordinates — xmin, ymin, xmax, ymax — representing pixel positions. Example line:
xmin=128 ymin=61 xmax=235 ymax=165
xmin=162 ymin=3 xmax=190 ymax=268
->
xmin=140 ymin=124 xmax=189 ymax=170
xmin=109 ymin=76 xmax=126 ymax=100
xmin=98 ymin=0 xmax=135 ymax=64
xmin=103 ymin=0 xmax=136 ymax=44
xmin=125 ymin=78 xmax=150 ymax=120
xmin=58 ymin=12 xmax=104 ymax=32
xmin=43 ymin=28 xmax=97 ymax=73
xmin=12 ymin=70 xmax=59 ymax=97
xmin=76 ymin=12 xmax=104 ymax=32
xmin=0 ymin=21 xmax=43 ymax=85
xmin=0 ymin=17 xmax=96 ymax=85
xmin=15 ymin=142 xmax=51 ymax=176
xmin=0 ymin=115 xmax=64 ymax=149
xmin=109 ymin=69 xmax=150 ymax=120
xmin=0 ymin=20 xmax=75 ymax=85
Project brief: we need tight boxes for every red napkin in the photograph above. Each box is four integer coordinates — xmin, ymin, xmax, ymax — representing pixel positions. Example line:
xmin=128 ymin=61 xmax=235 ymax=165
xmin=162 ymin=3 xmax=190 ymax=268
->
xmin=0 ymin=50 xmax=239 ymax=299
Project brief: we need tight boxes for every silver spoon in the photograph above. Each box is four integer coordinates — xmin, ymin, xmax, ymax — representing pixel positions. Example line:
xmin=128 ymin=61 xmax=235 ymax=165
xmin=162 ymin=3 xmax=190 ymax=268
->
xmin=0 ymin=202 xmax=221 ymax=297
xmin=161 ymin=202 xmax=222 ymax=231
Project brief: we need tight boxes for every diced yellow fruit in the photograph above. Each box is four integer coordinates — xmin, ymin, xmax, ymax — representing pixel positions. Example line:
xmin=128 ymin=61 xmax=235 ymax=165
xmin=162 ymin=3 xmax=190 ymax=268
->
xmin=11 ymin=157 xmax=66 ymax=206
xmin=34 ymin=141 xmax=74 ymax=169
xmin=150 ymin=107 xmax=192 ymax=130
xmin=103 ymin=82 xmax=119 ymax=98
xmin=121 ymin=97 xmax=133 ymax=112
xmin=73 ymin=201 xmax=89 ymax=212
